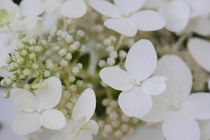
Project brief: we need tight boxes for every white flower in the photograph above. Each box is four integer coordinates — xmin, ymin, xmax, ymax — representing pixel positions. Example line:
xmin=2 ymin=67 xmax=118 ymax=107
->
xmin=145 ymin=0 xmax=210 ymax=32
xmin=123 ymin=123 xmax=164 ymax=140
xmin=89 ymin=0 xmax=165 ymax=37
xmin=142 ymin=55 xmax=210 ymax=140
xmin=11 ymin=77 xmax=66 ymax=135
xmin=45 ymin=0 xmax=87 ymax=18
xmin=186 ymin=14 xmax=210 ymax=36
xmin=187 ymin=38 xmax=210 ymax=91
xmin=52 ymin=88 xmax=98 ymax=140
xmin=99 ymin=39 xmax=167 ymax=118
xmin=188 ymin=38 xmax=210 ymax=72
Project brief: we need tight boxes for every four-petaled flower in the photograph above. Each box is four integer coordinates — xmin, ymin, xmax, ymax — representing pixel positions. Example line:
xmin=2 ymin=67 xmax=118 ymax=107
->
xmin=89 ymin=0 xmax=165 ymax=37
xmin=142 ymin=55 xmax=210 ymax=140
xmin=11 ymin=77 xmax=66 ymax=135
xmin=100 ymin=39 xmax=167 ymax=118
xmin=52 ymin=88 xmax=98 ymax=140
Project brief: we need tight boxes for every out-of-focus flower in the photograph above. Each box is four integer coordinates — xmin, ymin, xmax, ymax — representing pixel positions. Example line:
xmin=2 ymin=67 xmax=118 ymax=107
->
xmin=188 ymin=38 xmax=210 ymax=72
xmin=45 ymin=0 xmax=87 ymax=18
xmin=123 ymin=123 xmax=164 ymax=140
xmin=142 ymin=55 xmax=210 ymax=140
xmin=186 ymin=14 xmax=210 ymax=36
xmin=146 ymin=0 xmax=210 ymax=32
xmin=89 ymin=0 xmax=165 ymax=37
xmin=11 ymin=77 xmax=66 ymax=135
xmin=100 ymin=39 xmax=167 ymax=118
xmin=52 ymin=88 xmax=98 ymax=140
xmin=0 ymin=9 xmax=16 ymax=28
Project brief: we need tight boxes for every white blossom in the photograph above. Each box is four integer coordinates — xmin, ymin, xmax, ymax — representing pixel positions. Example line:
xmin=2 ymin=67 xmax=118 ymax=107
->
xmin=145 ymin=0 xmax=210 ymax=32
xmin=89 ymin=0 xmax=165 ymax=37
xmin=188 ymin=38 xmax=210 ymax=72
xmin=52 ymin=88 xmax=98 ymax=140
xmin=45 ymin=0 xmax=87 ymax=18
xmin=142 ymin=55 xmax=210 ymax=140
xmin=100 ymin=39 xmax=167 ymax=118
xmin=11 ymin=77 xmax=66 ymax=135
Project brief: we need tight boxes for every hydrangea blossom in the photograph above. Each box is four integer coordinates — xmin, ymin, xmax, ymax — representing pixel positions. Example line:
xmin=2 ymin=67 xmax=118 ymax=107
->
xmin=188 ymin=38 xmax=210 ymax=72
xmin=100 ymin=39 xmax=167 ymax=118
xmin=11 ymin=77 xmax=66 ymax=135
xmin=45 ymin=0 xmax=87 ymax=18
xmin=89 ymin=0 xmax=165 ymax=37
xmin=142 ymin=55 xmax=210 ymax=140
xmin=52 ymin=88 xmax=98 ymax=140
xmin=146 ymin=0 xmax=210 ymax=32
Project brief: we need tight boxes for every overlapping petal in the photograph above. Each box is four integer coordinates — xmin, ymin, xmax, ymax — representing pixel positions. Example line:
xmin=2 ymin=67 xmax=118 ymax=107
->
xmin=89 ymin=0 xmax=122 ymax=18
xmin=61 ymin=0 xmax=87 ymax=18
xmin=72 ymin=88 xmax=96 ymax=122
xmin=181 ymin=93 xmax=210 ymax=120
xmin=13 ymin=112 xmax=41 ymax=135
xmin=40 ymin=109 xmax=66 ymax=130
xmin=104 ymin=18 xmax=137 ymax=37
xmin=160 ymin=0 xmax=190 ymax=32
xmin=113 ymin=0 xmax=145 ymax=15
xmin=162 ymin=113 xmax=200 ymax=140
xmin=99 ymin=66 xmax=135 ymax=91
xmin=125 ymin=39 xmax=157 ymax=82
xmin=11 ymin=88 xmax=37 ymax=112
xmin=118 ymin=87 xmax=152 ymax=118
xmin=142 ymin=96 xmax=171 ymax=122
xmin=142 ymin=76 xmax=167 ymax=96
xmin=35 ymin=77 xmax=62 ymax=110
xmin=154 ymin=55 xmax=192 ymax=105
xmin=188 ymin=38 xmax=210 ymax=72
xmin=130 ymin=11 xmax=165 ymax=31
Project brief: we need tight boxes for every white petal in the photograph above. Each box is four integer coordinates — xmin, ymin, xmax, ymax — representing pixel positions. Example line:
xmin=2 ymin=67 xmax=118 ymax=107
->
xmin=40 ymin=109 xmax=66 ymax=130
xmin=61 ymin=0 xmax=87 ymax=18
xmin=123 ymin=123 xmax=164 ymax=140
xmin=72 ymin=88 xmax=96 ymax=121
xmin=181 ymin=93 xmax=210 ymax=120
xmin=99 ymin=66 xmax=135 ymax=91
xmin=200 ymin=120 xmax=210 ymax=140
xmin=130 ymin=10 xmax=165 ymax=31
xmin=45 ymin=0 xmax=61 ymax=14
xmin=188 ymin=38 xmax=210 ymax=72
xmin=187 ymin=15 xmax=210 ymax=36
xmin=118 ymin=87 xmax=152 ymax=118
xmin=142 ymin=76 xmax=167 ymax=96
xmin=20 ymin=0 xmax=45 ymax=17
xmin=11 ymin=88 xmax=37 ymax=112
xmin=185 ymin=0 xmax=210 ymax=17
xmin=89 ymin=0 xmax=122 ymax=18
xmin=162 ymin=113 xmax=200 ymax=140
xmin=83 ymin=120 xmax=99 ymax=135
xmin=155 ymin=55 xmax=192 ymax=105
xmin=125 ymin=39 xmax=157 ymax=82
xmin=77 ymin=131 xmax=93 ymax=140
xmin=104 ymin=18 xmax=138 ymax=37
xmin=142 ymin=96 xmax=171 ymax=122
xmin=160 ymin=0 xmax=190 ymax=32
xmin=29 ymin=128 xmax=56 ymax=140
xmin=35 ymin=77 xmax=62 ymax=110
xmin=114 ymin=0 xmax=145 ymax=14
xmin=13 ymin=112 xmax=41 ymax=135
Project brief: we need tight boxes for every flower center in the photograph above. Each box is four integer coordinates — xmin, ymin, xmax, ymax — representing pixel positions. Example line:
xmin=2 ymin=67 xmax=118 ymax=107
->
xmin=169 ymin=105 xmax=180 ymax=111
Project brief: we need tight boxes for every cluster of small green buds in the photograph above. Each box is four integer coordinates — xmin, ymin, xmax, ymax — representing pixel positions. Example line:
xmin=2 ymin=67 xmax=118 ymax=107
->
xmin=98 ymin=98 xmax=140 ymax=139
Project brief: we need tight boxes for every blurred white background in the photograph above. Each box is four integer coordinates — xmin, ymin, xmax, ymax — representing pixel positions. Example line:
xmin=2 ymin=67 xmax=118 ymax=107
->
xmin=0 ymin=88 xmax=25 ymax=140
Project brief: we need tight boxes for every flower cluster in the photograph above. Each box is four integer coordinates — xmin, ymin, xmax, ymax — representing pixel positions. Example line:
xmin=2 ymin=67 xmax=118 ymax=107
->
xmin=0 ymin=0 xmax=210 ymax=140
